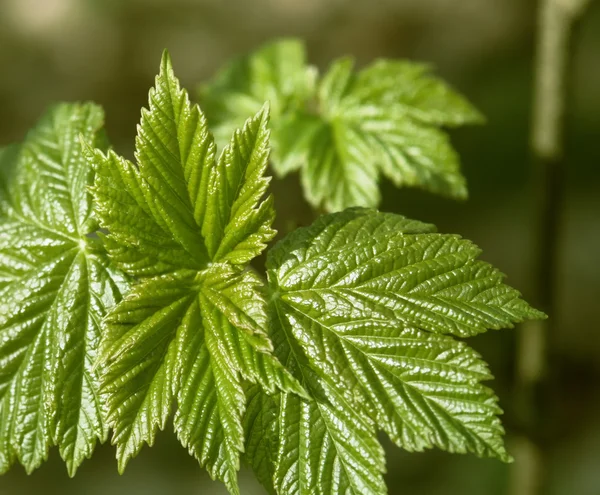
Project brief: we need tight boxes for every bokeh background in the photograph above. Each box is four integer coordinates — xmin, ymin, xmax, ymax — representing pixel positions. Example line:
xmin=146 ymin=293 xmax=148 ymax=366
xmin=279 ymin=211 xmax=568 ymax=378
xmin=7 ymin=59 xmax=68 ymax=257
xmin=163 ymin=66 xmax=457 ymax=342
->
xmin=1 ymin=0 xmax=599 ymax=494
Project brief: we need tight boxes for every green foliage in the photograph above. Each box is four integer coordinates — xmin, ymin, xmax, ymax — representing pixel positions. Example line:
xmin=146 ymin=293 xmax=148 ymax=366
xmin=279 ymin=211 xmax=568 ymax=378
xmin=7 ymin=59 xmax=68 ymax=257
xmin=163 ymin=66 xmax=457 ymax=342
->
xmin=86 ymin=51 xmax=304 ymax=494
xmin=200 ymin=38 xmax=483 ymax=212
xmin=0 ymin=48 xmax=544 ymax=495
xmin=0 ymin=103 xmax=128 ymax=476
xmin=252 ymin=208 xmax=544 ymax=494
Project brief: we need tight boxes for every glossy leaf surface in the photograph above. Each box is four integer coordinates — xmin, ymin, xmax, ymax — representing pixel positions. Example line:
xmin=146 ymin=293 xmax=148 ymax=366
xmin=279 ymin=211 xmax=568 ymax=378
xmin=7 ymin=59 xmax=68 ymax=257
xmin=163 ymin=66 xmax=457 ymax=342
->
xmin=0 ymin=103 xmax=127 ymax=476
xmin=88 ymin=51 xmax=304 ymax=494
xmin=257 ymin=208 xmax=545 ymax=494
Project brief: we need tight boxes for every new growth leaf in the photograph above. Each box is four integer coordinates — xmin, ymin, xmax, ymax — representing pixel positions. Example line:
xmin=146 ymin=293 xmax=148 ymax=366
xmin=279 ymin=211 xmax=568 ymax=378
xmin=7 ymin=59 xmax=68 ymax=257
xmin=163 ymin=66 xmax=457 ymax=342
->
xmin=200 ymin=39 xmax=484 ymax=212
xmin=86 ymin=51 xmax=304 ymax=495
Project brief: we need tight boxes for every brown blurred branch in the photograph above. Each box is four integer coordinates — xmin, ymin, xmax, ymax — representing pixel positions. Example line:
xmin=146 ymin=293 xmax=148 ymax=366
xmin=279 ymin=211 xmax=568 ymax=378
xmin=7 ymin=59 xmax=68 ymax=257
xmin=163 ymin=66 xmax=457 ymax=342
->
xmin=511 ymin=1 xmax=590 ymax=495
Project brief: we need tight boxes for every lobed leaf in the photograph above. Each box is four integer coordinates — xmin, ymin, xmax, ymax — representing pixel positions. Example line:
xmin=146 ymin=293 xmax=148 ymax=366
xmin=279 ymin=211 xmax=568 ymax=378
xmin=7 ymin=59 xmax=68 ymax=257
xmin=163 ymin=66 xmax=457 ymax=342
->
xmin=260 ymin=208 xmax=545 ymax=493
xmin=0 ymin=103 xmax=128 ymax=476
xmin=89 ymin=51 xmax=303 ymax=493
xmin=201 ymin=38 xmax=483 ymax=212
xmin=200 ymin=38 xmax=316 ymax=150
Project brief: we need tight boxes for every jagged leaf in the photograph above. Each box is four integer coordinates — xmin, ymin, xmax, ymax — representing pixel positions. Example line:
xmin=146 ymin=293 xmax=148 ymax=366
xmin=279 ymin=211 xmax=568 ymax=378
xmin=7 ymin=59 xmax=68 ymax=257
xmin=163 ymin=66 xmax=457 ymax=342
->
xmin=88 ymin=51 xmax=304 ymax=494
xmin=0 ymin=103 xmax=127 ymax=476
xmin=242 ymin=304 xmax=388 ymax=495
xmin=201 ymin=38 xmax=483 ymax=212
xmin=200 ymin=38 xmax=316 ymax=151
xmin=263 ymin=208 xmax=545 ymax=493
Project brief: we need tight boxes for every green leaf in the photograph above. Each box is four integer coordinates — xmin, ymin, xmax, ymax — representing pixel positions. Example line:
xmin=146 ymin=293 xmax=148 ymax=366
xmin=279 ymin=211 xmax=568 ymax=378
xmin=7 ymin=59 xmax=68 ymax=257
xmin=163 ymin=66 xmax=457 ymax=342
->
xmin=201 ymin=38 xmax=483 ymax=212
xmin=89 ymin=51 xmax=304 ymax=493
xmin=262 ymin=208 xmax=545 ymax=492
xmin=200 ymin=38 xmax=317 ymax=150
xmin=274 ymin=382 xmax=387 ymax=495
xmin=242 ymin=385 xmax=278 ymax=495
xmin=353 ymin=60 xmax=484 ymax=126
xmin=242 ymin=288 xmax=387 ymax=495
xmin=89 ymin=52 xmax=275 ymax=274
xmin=0 ymin=103 xmax=128 ymax=476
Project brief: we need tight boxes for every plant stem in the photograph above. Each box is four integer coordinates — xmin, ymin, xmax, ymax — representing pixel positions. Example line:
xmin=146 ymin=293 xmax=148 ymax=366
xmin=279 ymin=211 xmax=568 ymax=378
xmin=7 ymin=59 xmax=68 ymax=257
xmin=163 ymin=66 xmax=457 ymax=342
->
xmin=511 ymin=1 xmax=589 ymax=494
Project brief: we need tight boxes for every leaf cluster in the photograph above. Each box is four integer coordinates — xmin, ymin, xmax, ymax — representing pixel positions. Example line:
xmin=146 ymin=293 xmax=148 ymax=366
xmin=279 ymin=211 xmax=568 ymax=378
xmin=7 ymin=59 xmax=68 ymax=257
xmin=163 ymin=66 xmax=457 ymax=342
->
xmin=0 ymin=49 xmax=544 ymax=495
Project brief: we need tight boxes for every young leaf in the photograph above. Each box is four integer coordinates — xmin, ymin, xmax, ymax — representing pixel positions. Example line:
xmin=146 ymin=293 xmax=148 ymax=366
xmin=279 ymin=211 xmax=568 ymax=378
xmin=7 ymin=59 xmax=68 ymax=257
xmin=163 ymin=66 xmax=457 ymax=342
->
xmin=87 ymin=51 xmax=305 ymax=494
xmin=200 ymin=38 xmax=316 ymax=150
xmin=200 ymin=38 xmax=483 ymax=212
xmin=0 ymin=103 xmax=128 ymax=476
xmin=261 ymin=208 xmax=545 ymax=493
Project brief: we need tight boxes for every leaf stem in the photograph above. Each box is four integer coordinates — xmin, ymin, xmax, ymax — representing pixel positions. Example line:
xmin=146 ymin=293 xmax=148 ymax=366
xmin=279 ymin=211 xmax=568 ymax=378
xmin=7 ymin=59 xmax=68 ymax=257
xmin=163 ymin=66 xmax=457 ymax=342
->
xmin=511 ymin=1 xmax=589 ymax=494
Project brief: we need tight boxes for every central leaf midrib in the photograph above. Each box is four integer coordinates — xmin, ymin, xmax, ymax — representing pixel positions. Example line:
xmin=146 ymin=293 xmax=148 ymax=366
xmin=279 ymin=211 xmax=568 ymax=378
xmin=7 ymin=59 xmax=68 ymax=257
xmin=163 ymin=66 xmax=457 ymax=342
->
xmin=59 ymin=252 xmax=105 ymax=474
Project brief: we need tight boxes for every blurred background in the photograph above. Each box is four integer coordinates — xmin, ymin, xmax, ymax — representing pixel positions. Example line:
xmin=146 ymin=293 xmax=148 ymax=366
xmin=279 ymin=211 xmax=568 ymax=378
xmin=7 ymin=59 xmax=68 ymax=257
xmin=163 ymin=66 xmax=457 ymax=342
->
xmin=0 ymin=0 xmax=599 ymax=494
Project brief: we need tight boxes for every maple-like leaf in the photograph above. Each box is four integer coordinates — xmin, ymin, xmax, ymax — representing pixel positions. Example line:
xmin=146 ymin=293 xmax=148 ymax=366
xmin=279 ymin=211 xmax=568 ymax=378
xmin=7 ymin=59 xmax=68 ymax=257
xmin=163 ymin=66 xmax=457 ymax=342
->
xmin=87 ymin=51 xmax=305 ymax=494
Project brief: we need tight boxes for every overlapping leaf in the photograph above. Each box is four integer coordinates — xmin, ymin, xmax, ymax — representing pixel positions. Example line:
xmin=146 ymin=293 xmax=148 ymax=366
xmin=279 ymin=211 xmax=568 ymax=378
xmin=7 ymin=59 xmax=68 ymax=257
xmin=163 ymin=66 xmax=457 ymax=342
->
xmin=200 ymin=38 xmax=317 ymax=151
xmin=256 ymin=208 xmax=545 ymax=494
xmin=0 ymin=103 xmax=127 ymax=476
xmin=242 ymin=316 xmax=387 ymax=495
xmin=87 ymin=51 xmax=305 ymax=494
xmin=200 ymin=38 xmax=483 ymax=212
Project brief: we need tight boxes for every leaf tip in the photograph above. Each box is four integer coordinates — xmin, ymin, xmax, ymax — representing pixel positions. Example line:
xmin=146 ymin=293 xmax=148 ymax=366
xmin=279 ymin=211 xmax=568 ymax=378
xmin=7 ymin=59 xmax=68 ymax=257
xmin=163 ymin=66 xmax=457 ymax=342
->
xmin=160 ymin=48 xmax=173 ymax=74
xmin=471 ymin=107 xmax=487 ymax=125
xmin=116 ymin=452 xmax=130 ymax=475
xmin=66 ymin=460 xmax=79 ymax=479
xmin=78 ymin=132 xmax=93 ymax=154
xmin=253 ymin=102 xmax=271 ymax=133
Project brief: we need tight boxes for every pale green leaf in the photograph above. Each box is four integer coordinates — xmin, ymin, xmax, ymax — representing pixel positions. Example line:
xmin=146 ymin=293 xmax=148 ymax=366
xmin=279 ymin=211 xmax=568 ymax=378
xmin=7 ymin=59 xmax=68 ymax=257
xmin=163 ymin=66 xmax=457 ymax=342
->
xmin=305 ymin=117 xmax=381 ymax=212
xmin=306 ymin=58 xmax=469 ymax=210
xmin=269 ymin=112 xmax=321 ymax=176
xmin=90 ymin=51 xmax=303 ymax=493
xmin=0 ymin=103 xmax=127 ymax=476
xmin=201 ymin=39 xmax=483 ymax=212
xmin=200 ymin=38 xmax=317 ymax=150
xmin=354 ymin=60 xmax=484 ymax=126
